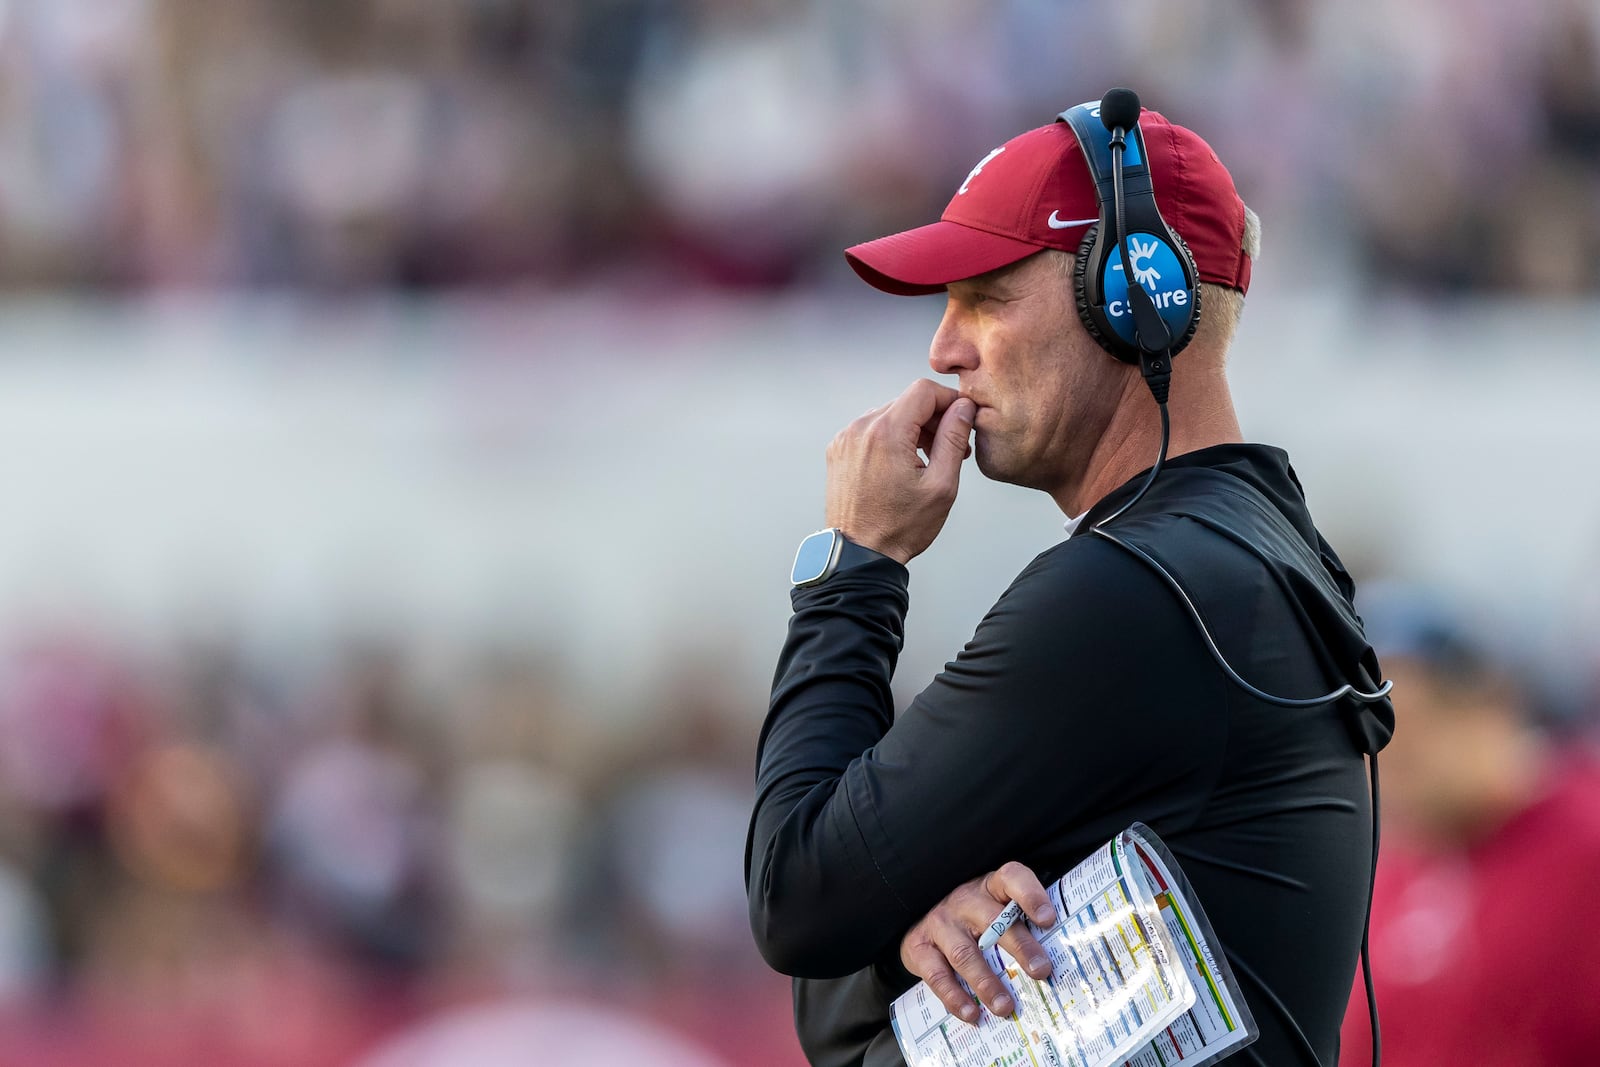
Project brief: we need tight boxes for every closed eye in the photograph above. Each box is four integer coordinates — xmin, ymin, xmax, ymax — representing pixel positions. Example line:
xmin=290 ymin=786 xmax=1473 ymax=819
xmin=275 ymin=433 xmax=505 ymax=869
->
xmin=946 ymin=284 xmax=1008 ymax=312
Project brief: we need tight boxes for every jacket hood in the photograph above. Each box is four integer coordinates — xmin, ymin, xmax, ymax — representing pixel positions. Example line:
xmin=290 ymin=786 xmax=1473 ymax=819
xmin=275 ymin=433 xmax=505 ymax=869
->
xmin=1084 ymin=443 xmax=1395 ymax=756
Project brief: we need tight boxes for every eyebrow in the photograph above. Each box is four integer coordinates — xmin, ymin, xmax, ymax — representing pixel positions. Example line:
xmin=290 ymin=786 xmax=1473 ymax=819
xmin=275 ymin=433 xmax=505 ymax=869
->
xmin=954 ymin=265 xmax=1019 ymax=291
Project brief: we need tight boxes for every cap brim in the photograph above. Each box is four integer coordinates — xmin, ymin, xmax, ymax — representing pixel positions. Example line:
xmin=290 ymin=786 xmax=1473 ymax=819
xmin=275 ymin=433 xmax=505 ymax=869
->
xmin=845 ymin=221 xmax=1046 ymax=296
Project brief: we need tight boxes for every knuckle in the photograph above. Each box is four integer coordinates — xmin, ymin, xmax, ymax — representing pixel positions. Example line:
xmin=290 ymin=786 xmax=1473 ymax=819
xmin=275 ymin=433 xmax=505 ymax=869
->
xmin=948 ymin=941 xmax=982 ymax=971
xmin=999 ymin=860 xmax=1028 ymax=881
xmin=1005 ymin=932 xmax=1042 ymax=960
xmin=925 ymin=474 xmax=957 ymax=504
xmin=933 ymin=915 xmax=970 ymax=945
xmin=927 ymin=974 xmax=961 ymax=1003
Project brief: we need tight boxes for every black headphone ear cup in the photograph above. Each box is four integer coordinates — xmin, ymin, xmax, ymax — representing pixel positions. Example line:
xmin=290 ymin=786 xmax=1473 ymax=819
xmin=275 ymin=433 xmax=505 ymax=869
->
xmin=1072 ymin=225 xmax=1205 ymax=362
xmin=1072 ymin=224 xmax=1131 ymax=363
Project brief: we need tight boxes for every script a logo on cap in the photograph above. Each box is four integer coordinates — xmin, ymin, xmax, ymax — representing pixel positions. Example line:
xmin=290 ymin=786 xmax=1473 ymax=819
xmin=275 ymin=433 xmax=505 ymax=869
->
xmin=958 ymin=146 xmax=1004 ymax=194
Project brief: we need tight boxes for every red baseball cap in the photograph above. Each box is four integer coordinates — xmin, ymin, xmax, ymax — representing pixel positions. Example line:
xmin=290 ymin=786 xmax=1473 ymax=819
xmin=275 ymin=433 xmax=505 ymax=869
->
xmin=845 ymin=109 xmax=1252 ymax=296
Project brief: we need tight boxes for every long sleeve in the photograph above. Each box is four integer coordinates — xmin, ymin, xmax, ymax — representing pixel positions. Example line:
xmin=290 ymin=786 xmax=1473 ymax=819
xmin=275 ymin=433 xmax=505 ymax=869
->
xmin=744 ymin=539 xmax=1233 ymax=980
xmin=745 ymin=555 xmax=914 ymax=977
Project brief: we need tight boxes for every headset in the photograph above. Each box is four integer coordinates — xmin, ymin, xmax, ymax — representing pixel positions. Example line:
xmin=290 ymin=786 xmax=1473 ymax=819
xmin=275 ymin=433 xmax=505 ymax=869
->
xmin=1061 ymin=88 xmax=1391 ymax=1067
xmin=1060 ymin=88 xmax=1199 ymax=400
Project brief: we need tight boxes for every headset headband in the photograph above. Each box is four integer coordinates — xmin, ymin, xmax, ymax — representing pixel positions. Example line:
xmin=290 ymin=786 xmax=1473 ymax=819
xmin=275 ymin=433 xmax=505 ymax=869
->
xmin=1058 ymin=100 xmax=1147 ymax=195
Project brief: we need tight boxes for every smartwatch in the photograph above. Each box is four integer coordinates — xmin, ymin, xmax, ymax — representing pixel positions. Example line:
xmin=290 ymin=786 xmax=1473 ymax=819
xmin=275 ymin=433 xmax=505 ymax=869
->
xmin=790 ymin=528 xmax=888 ymax=588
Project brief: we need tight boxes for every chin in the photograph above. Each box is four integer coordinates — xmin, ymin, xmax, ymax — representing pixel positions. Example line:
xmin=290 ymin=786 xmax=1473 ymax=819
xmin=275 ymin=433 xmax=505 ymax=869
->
xmin=974 ymin=434 xmax=1052 ymax=491
xmin=973 ymin=439 xmax=1019 ymax=485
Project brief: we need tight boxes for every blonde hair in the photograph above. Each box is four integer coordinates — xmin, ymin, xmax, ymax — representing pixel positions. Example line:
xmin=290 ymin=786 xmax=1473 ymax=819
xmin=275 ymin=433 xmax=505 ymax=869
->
xmin=1241 ymin=204 xmax=1262 ymax=261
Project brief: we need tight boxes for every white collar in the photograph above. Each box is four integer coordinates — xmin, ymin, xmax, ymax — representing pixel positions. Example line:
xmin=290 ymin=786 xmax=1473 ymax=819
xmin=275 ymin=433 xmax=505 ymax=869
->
xmin=1062 ymin=511 xmax=1089 ymax=540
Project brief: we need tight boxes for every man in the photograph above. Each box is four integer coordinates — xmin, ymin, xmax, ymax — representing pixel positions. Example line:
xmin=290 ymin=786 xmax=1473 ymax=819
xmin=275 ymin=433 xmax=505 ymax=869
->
xmin=1340 ymin=588 xmax=1600 ymax=1066
xmin=745 ymin=101 xmax=1391 ymax=1067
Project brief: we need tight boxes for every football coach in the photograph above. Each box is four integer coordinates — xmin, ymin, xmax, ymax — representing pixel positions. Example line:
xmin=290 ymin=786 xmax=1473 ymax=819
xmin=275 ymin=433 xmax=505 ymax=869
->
xmin=745 ymin=90 xmax=1394 ymax=1067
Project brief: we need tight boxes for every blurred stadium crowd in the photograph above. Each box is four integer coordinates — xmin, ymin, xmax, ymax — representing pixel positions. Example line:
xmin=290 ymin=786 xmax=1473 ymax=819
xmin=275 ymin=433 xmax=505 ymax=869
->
xmin=0 ymin=625 xmax=790 ymax=1065
xmin=1 ymin=0 xmax=1599 ymax=295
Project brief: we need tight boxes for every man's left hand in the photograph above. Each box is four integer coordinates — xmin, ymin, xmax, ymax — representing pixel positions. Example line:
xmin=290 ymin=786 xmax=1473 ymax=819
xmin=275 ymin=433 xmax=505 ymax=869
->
xmin=900 ymin=862 xmax=1057 ymax=1023
xmin=825 ymin=379 xmax=974 ymax=565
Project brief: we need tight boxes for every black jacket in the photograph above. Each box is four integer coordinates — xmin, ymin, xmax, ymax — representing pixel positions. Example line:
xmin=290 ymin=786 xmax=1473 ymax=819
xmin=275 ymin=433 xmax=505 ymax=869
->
xmin=745 ymin=444 xmax=1393 ymax=1067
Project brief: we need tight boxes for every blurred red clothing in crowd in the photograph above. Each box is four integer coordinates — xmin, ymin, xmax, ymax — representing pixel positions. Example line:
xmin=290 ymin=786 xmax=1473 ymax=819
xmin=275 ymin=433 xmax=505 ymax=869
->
xmin=1341 ymin=754 xmax=1600 ymax=1067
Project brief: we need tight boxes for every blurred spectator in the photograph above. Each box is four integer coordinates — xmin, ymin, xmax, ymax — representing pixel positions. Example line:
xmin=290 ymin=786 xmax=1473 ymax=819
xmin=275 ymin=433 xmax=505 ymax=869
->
xmin=266 ymin=645 xmax=443 ymax=973
xmin=589 ymin=656 xmax=758 ymax=978
xmin=0 ymin=861 xmax=46 ymax=1002
xmin=435 ymin=652 xmax=589 ymax=982
xmin=1340 ymin=585 xmax=1600 ymax=1066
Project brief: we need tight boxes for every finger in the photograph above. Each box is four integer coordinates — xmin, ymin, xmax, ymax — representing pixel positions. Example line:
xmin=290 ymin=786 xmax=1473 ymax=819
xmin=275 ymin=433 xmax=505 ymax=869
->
xmin=886 ymin=379 xmax=959 ymax=438
xmin=902 ymin=939 xmax=982 ymax=1024
xmin=892 ymin=380 xmax=963 ymax=462
xmin=923 ymin=397 xmax=975 ymax=484
xmin=922 ymin=380 xmax=962 ymax=416
xmin=937 ymin=918 xmax=1016 ymax=1019
xmin=999 ymin=925 xmax=1053 ymax=981
xmin=990 ymin=861 xmax=1057 ymax=928
xmin=901 ymin=377 xmax=961 ymax=412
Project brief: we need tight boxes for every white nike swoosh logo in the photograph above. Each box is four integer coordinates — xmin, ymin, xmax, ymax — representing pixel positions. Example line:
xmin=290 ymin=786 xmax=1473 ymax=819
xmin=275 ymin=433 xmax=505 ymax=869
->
xmin=1047 ymin=212 xmax=1098 ymax=229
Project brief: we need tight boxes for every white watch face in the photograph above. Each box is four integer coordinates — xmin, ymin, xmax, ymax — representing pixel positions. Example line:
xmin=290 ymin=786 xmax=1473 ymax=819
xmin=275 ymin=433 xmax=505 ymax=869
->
xmin=791 ymin=529 xmax=840 ymax=586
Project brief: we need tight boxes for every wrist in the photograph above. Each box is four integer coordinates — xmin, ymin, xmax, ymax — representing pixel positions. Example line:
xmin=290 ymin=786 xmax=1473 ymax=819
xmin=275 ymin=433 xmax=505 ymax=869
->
xmin=791 ymin=528 xmax=897 ymax=587
xmin=839 ymin=531 xmax=912 ymax=566
xmin=824 ymin=515 xmax=915 ymax=565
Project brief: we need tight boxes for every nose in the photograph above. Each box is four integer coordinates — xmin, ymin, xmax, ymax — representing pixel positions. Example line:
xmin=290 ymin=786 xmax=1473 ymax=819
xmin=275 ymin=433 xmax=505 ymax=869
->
xmin=929 ymin=297 xmax=978 ymax=377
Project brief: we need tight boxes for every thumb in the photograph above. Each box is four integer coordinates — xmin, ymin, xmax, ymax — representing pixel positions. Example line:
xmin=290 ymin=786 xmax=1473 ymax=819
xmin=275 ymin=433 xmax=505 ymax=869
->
xmin=926 ymin=398 xmax=975 ymax=479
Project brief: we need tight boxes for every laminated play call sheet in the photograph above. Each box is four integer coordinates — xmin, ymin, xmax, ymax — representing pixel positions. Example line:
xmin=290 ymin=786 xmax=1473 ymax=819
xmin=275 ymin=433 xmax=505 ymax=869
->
xmin=890 ymin=824 xmax=1257 ymax=1067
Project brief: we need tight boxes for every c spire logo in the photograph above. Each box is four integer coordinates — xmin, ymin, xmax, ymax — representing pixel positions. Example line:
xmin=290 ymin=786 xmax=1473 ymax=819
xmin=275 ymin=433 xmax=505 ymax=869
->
xmin=1102 ymin=233 xmax=1191 ymax=345
xmin=1110 ymin=237 xmax=1163 ymax=288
